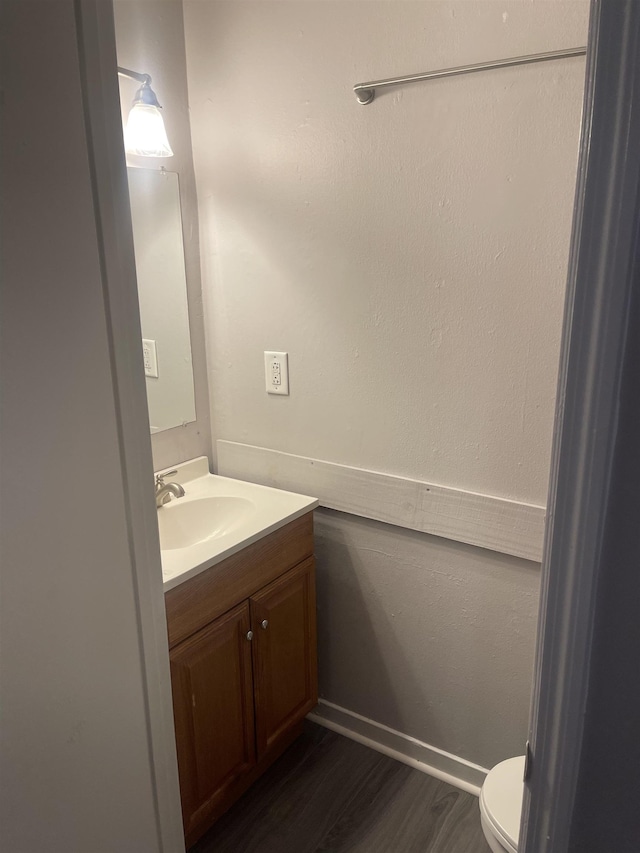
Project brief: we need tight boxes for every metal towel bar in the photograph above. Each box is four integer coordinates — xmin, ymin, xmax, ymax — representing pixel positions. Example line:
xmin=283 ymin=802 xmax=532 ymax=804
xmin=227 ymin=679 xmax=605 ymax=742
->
xmin=353 ymin=46 xmax=587 ymax=104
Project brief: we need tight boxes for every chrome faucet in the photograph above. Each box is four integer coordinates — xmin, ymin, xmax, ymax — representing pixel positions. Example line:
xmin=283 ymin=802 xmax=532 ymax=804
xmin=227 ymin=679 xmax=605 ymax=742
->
xmin=155 ymin=470 xmax=186 ymax=508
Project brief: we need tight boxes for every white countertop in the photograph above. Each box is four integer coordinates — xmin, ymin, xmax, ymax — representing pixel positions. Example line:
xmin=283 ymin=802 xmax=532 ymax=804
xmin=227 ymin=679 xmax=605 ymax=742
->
xmin=157 ymin=457 xmax=319 ymax=591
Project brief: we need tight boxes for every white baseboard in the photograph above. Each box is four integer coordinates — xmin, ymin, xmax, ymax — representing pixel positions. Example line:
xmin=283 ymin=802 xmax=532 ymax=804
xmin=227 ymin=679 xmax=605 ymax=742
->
xmin=307 ymin=699 xmax=488 ymax=797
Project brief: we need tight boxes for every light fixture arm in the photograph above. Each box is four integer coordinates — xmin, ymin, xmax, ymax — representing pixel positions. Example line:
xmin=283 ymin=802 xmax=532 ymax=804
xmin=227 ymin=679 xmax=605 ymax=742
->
xmin=117 ymin=66 xmax=162 ymax=109
xmin=117 ymin=66 xmax=151 ymax=86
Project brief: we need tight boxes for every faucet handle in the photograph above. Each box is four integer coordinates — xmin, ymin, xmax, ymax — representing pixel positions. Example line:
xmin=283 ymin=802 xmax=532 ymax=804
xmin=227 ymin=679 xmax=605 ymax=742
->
xmin=155 ymin=469 xmax=177 ymax=489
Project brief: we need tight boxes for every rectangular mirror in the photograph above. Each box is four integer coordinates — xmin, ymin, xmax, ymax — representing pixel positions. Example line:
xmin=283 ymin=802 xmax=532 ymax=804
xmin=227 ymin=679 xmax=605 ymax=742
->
xmin=127 ymin=167 xmax=196 ymax=433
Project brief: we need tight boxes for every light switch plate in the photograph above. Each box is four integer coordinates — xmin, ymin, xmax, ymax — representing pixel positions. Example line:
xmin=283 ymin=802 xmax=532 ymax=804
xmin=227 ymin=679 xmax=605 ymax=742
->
xmin=264 ymin=351 xmax=289 ymax=395
xmin=142 ymin=339 xmax=158 ymax=378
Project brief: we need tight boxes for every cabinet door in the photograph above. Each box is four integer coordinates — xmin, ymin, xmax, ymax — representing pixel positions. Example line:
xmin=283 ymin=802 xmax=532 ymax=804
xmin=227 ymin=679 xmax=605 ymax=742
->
xmin=250 ymin=557 xmax=318 ymax=756
xmin=170 ymin=601 xmax=255 ymax=838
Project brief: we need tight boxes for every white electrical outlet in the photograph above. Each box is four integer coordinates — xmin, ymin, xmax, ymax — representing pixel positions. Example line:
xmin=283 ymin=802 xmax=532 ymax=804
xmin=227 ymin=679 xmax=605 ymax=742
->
xmin=264 ymin=351 xmax=289 ymax=395
xmin=142 ymin=339 xmax=159 ymax=378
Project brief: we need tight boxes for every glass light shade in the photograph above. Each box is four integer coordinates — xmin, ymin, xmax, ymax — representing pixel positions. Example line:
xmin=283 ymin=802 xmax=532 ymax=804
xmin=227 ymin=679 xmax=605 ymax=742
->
xmin=124 ymin=104 xmax=173 ymax=158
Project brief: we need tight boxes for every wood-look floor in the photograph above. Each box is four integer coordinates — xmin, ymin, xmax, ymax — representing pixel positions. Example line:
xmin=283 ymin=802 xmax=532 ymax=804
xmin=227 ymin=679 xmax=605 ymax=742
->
xmin=190 ymin=722 xmax=491 ymax=853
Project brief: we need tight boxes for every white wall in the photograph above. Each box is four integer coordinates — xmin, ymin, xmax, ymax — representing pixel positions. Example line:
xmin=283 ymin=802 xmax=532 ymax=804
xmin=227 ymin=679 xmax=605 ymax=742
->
xmin=184 ymin=0 xmax=588 ymax=771
xmin=185 ymin=0 xmax=587 ymax=503
xmin=115 ymin=0 xmax=211 ymax=471
xmin=0 ymin=2 xmax=181 ymax=850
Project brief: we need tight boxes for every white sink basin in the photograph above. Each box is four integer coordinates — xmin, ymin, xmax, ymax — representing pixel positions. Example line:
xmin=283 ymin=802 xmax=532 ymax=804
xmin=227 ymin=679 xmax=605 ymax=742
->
xmin=156 ymin=457 xmax=319 ymax=591
xmin=157 ymin=496 xmax=256 ymax=551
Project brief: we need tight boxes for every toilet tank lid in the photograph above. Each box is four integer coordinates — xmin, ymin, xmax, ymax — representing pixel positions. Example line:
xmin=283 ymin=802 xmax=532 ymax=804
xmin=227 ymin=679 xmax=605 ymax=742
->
xmin=480 ymin=756 xmax=526 ymax=850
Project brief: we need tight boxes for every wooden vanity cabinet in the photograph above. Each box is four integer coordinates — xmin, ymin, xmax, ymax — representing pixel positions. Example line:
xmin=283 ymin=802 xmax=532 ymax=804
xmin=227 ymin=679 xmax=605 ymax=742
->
xmin=250 ymin=557 xmax=317 ymax=757
xmin=169 ymin=602 xmax=256 ymax=839
xmin=165 ymin=513 xmax=317 ymax=847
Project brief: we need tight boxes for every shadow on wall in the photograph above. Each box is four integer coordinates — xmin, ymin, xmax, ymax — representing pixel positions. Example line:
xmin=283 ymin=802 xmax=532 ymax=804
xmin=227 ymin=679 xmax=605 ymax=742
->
xmin=313 ymin=506 xmax=540 ymax=769
xmin=314 ymin=509 xmax=439 ymax=743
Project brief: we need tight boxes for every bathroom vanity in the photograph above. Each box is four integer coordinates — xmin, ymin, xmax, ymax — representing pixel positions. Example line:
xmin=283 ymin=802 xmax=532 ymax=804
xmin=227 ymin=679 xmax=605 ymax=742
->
xmin=159 ymin=459 xmax=318 ymax=846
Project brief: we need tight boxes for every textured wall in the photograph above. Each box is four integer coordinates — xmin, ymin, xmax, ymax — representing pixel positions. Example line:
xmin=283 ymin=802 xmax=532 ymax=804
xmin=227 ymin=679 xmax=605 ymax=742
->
xmin=184 ymin=0 xmax=587 ymax=504
xmin=315 ymin=509 xmax=540 ymax=768
xmin=115 ymin=0 xmax=211 ymax=471
xmin=183 ymin=0 xmax=589 ymax=769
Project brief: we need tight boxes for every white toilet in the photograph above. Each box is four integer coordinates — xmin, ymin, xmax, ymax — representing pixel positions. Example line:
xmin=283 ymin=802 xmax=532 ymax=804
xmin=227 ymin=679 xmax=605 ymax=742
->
xmin=479 ymin=755 xmax=526 ymax=853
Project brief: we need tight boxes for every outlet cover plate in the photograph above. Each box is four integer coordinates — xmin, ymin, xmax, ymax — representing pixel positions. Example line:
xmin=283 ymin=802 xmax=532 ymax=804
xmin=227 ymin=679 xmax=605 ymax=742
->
xmin=264 ymin=351 xmax=289 ymax=395
xmin=142 ymin=339 xmax=158 ymax=378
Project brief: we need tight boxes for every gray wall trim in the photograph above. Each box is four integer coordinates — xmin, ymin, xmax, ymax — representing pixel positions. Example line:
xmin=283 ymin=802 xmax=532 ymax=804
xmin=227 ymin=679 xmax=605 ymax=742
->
xmin=522 ymin=2 xmax=640 ymax=851
xmin=74 ymin=2 xmax=185 ymax=850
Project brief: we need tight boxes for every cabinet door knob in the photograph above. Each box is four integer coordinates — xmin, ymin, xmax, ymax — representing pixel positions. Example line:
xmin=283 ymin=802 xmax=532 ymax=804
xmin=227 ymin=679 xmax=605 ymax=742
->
xmin=261 ymin=620 xmax=269 ymax=630
xmin=246 ymin=630 xmax=253 ymax=641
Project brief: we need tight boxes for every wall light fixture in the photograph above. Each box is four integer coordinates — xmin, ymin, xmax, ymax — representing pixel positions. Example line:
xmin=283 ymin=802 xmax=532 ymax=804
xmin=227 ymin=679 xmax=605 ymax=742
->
xmin=118 ymin=66 xmax=173 ymax=158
